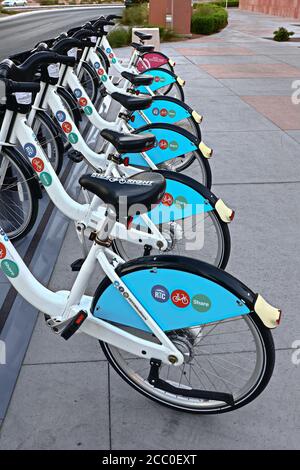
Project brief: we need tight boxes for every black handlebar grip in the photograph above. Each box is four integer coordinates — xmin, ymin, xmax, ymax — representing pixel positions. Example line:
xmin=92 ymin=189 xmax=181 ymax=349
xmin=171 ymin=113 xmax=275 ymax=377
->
xmin=6 ymin=79 xmax=40 ymax=94
xmin=106 ymin=14 xmax=122 ymax=21
xmin=72 ymin=28 xmax=96 ymax=40
xmin=51 ymin=38 xmax=82 ymax=55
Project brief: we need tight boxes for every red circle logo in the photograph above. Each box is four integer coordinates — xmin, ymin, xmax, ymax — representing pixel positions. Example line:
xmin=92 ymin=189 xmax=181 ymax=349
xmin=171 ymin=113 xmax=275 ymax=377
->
xmin=79 ymin=97 xmax=87 ymax=107
xmin=160 ymin=109 xmax=168 ymax=117
xmin=109 ymin=53 xmax=114 ymax=59
xmin=155 ymin=76 xmax=160 ymax=82
xmin=159 ymin=139 xmax=168 ymax=150
xmin=98 ymin=69 xmax=105 ymax=76
xmin=161 ymin=193 xmax=173 ymax=207
xmin=171 ymin=289 xmax=190 ymax=308
xmin=0 ymin=242 xmax=6 ymax=260
xmin=62 ymin=122 xmax=72 ymax=134
xmin=31 ymin=157 xmax=45 ymax=173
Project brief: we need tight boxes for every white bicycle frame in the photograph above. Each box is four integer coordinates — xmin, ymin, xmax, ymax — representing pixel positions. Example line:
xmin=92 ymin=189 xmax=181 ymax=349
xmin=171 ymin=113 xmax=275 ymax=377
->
xmin=0 ymin=107 xmax=168 ymax=251
xmin=0 ymin=212 xmax=184 ymax=366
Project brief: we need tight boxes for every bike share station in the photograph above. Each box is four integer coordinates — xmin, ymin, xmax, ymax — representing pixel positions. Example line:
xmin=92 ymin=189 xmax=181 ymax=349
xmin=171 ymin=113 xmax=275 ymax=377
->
xmin=0 ymin=77 xmax=111 ymax=421
xmin=0 ymin=8 xmax=283 ymax=441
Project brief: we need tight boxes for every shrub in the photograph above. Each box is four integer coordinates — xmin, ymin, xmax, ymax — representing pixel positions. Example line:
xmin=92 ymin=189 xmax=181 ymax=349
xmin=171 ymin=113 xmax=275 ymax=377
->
xmin=193 ymin=1 xmax=239 ymax=7
xmin=121 ymin=3 xmax=148 ymax=26
xmin=39 ymin=0 xmax=59 ymax=5
xmin=273 ymin=27 xmax=294 ymax=42
xmin=191 ymin=4 xmax=228 ymax=35
xmin=107 ymin=27 xmax=132 ymax=48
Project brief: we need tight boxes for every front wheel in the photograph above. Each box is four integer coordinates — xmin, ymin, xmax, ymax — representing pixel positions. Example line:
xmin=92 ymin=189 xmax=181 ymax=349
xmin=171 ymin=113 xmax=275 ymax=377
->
xmin=101 ymin=312 xmax=275 ymax=414
xmin=0 ymin=147 xmax=39 ymax=241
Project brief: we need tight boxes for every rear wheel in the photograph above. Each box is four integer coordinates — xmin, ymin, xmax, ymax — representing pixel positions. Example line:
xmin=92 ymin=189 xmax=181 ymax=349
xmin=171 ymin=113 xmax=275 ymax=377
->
xmin=32 ymin=110 xmax=64 ymax=175
xmin=101 ymin=311 xmax=275 ymax=414
xmin=0 ymin=147 xmax=38 ymax=240
xmin=113 ymin=170 xmax=230 ymax=269
xmin=77 ymin=62 xmax=99 ymax=104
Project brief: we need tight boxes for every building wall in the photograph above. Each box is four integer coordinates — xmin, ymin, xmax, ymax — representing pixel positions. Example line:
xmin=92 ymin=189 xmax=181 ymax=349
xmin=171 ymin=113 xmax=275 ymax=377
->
xmin=239 ymin=0 xmax=300 ymax=19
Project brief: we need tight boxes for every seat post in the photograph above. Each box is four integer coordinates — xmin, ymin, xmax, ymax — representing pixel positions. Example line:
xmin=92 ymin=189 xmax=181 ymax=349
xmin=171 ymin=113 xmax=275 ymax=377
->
xmin=95 ymin=206 xmax=116 ymax=244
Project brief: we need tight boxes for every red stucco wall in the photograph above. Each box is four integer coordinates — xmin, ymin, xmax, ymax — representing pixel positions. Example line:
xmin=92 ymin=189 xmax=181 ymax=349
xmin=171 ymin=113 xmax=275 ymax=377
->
xmin=239 ymin=0 xmax=300 ymax=19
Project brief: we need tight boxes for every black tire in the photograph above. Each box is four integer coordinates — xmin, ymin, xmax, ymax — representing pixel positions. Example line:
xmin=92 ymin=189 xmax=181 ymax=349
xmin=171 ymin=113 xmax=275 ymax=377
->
xmin=96 ymin=47 xmax=110 ymax=73
xmin=32 ymin=110 xmax=64 ymax=175
xmin=55 ymin=87 xmax=81 ymax=151
xmin=113 ymin=169 xmax=230 ymax=269
xmin=0 ymin=146 xmax=40 ymax=241
xmin=101 ymin=312 xmax=275 ymax=414
xmin=77 ymin=61 xmax=99 ymax=104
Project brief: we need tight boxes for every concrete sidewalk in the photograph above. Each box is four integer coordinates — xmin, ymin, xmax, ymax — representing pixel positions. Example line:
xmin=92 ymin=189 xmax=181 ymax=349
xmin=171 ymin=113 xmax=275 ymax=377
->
xmin=0 ymin=8 xmax=300 ymax=449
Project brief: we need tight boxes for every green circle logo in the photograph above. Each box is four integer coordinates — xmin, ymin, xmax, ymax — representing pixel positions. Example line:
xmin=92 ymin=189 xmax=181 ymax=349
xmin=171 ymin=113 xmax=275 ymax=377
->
xmin=84 ymin=106 xmax=93 ymax=116
xmin=112 ymin=58 xmax=117 ymax=64
xmin=175 ymin=195 xmax=188 ymax=209
xmin=39 ymin=172 xmax=52 ymax=187
xmin=169 ymin=141 xmax=179 ymax=151
xmin=101 ymin=75 xmax=108 ymax=82
xmin=1 ymin=259 xmax=19 ymax=278
xmin=68 ymin=132 xmax=78 ymax=144
xmin=192 ymin=294 xmax=211 ymax=312
xmin=169 ymin=109 xmax=176 ymax=118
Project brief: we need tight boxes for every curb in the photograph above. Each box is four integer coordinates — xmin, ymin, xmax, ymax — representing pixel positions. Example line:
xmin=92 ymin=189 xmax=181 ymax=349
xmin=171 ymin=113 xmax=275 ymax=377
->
xmin=0 ymin=4 xmax=123 ymax=22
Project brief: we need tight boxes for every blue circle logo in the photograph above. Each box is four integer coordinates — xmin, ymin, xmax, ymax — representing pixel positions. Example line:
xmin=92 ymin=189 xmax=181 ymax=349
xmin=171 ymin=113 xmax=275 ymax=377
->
xmin=24 ymin=143 xmax=36 ymax=158
xmin=56 ymin=111 xmax=66 ymax=122
xmin=151 ymin=285 xmax=169 ymax=303
xmin=74 ymin=88 xmax=82 ymax=98
xmin=106 ymin=48 xmax=111 ymax=54
xmin=94 ymin=62 xmax=100 ymax=69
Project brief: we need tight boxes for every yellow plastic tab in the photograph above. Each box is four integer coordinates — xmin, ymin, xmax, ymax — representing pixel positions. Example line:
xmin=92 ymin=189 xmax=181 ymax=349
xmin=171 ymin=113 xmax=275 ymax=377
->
xmin=177 ymin=76 xmax=185 ymax=87
xmin=192 ymin=110 xmax=203 ymax=124
xmin=199 ymin=141 xmax=213 ymax=159
xmin=169 ymin=59 xmax=176 ymax=67
xmin=215 ymin=199 xmax=234 ymax=223
xmin=254 ymin=295 xmax=281 ymax=329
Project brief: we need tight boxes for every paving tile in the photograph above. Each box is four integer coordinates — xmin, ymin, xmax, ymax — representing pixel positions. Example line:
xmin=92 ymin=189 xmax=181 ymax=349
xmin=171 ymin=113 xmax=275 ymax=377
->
xmin=219 ymin=78 xmax=296 ymax=95
xmin=241 ymin=96 xmax=300 ymax=130
xmin=187 ymin=95 xmax=278 ymax=132
xmin=199 ymin=129 xmax=300 ymax=184
xmin=275 ymin=54 xmax=300 ymax=68
xmin=210 ymin=182 xmax=300 ymax=351
xmin=109 ymin=350 xmax=300 ymax=450
xmin=175 ymin=47 xmax=255 ymax=56
xmin=0 ymin=362 xmax=109 ymax=450
xmin=201 ymin=63 xmax=300 ymax=79
xmin=188 ymin=55 xmax=280 ymax=65
xmin=286 ymin=130 xmax=300 ymax=143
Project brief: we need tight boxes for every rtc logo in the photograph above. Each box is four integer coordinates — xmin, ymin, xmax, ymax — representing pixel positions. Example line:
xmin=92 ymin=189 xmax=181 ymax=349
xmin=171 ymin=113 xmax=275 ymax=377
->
xmin=79 ymin=97 xmax=88 ymax=107
xmin=171 ymin=289 xmax=190 ymax=308
xmin=31 ymin=157 xmax=44 ymax=173
xmin=62 ymin=122 xmax=72 ymax=134
xmin=159 ymin=139 xmax=168 ymax=150
xmin=161 ymin=193 xmax=173 ymax=207
xmin=151 ymin=285 xmax=169 ymax=303
xmin=0 ymin=242 xmax=6 ymax=260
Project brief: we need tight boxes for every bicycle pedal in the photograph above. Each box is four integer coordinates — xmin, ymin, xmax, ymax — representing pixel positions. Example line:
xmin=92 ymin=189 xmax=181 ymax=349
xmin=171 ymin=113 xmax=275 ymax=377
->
xmin=67 ymin=149 xmax=84 ymax=163
xmin=70 ymin=258 xmax=86 ymax=271
xmin=60 ymin=310 xmax=88 ymax=340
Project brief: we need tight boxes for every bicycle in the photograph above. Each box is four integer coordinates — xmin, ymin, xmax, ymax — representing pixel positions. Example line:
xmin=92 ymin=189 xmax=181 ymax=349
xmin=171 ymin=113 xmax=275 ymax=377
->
xmin=0 ymin=157 xmax=281 ymax=413
xmin=0 ymin=61 xmax=232 ymax=270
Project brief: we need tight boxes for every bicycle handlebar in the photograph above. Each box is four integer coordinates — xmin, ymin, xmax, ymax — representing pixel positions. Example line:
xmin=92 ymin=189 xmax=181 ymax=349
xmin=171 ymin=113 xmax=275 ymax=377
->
xmin=51 ymin=37 xmax=82 ymax=55
xmin=0 ymin=77 xmax=40 ymax=95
